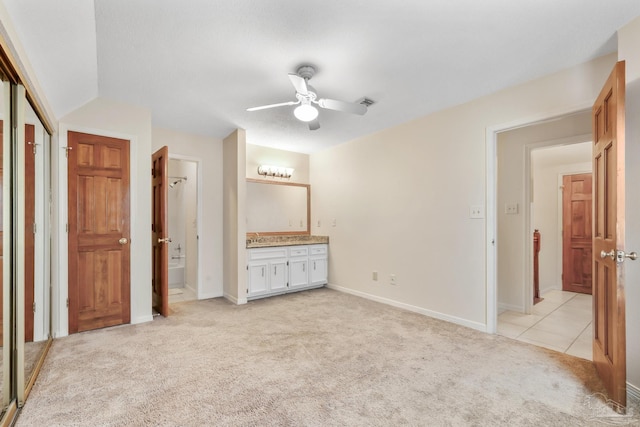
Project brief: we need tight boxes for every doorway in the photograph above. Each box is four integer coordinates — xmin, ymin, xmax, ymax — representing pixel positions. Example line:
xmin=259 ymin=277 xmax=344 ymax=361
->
xmin=167 ymin=157 xmax=199 ymax=304
xmin=493 ymin=111 xmax=593 ymax=358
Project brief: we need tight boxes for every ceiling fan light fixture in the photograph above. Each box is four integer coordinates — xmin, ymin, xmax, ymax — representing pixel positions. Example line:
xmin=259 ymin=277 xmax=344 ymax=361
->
xmin=293 ymin=103 xmax=319 ymax=122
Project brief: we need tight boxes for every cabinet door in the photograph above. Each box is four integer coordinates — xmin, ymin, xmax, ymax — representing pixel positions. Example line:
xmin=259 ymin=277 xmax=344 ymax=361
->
xmin=248 ymin=262 xmax=269 ymax=296
xmin=310 ymin=257 xmax=327 ymax=286
xmin=289 ymin=257 xmax=309 ymax=289
xmin=270 ymin=259 xmax=288 ymax=292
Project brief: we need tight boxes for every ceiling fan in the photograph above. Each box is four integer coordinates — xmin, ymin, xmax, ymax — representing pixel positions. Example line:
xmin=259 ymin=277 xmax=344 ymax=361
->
xmin=246 ymin=65 xmax=368 ymax=131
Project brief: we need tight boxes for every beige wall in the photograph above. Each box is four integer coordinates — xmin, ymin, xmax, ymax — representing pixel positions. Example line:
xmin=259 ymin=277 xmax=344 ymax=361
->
xmin=618 ymin=15 xmax=640 ymax=396
xmin=222 ymin=129 xmax=247 ymax=304
xmin=58 ymin=97 xmax=153 ymax=332
xmin=497 ymin=113 xmax=592 ymax=311
xmin=246 ymin=143 xmax=310 ymax=184
xmin=152 ymin=127 xmax=224 ymax=299
xmin=311 ymin=53 xmax=615 ymax=331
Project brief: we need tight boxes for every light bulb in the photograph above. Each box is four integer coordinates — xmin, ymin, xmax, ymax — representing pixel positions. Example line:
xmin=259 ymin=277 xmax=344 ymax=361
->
xmin=293 ymin=104 xmax=319 ymax=122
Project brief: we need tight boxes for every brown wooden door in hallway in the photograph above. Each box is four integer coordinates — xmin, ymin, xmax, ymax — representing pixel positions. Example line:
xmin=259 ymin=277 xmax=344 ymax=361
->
xmin=592 ymin=61 xmax=627 ymax=408
xmin=151 ymin=146 xmax=169 ymax=317
xmin=562 ymin=173 xmax=592 ymax=295
xmin=68 ymin=131 xmax=131 ymax=333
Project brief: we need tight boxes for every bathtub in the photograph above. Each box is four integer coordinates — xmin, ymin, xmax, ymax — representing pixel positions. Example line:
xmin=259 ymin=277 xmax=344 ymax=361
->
xmin=168 ymin=258 xmax=185 ymax=288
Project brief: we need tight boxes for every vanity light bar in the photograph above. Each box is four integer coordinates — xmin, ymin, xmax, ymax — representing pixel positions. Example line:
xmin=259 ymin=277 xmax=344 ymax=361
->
xmin=257 ymin=165 xmax=294 ymax=179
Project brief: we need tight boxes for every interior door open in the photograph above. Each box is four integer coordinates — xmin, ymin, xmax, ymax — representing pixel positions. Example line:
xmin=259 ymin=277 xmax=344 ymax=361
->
xmin=592 ymin=61 xmax=629 ymax=409
xmin=152 ymin=146 xmax=169 ymax=317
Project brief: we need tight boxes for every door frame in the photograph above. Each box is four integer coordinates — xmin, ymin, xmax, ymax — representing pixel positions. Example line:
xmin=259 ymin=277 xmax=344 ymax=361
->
xmin=486 ymin=103 xmax=592 ymax=333
xmin=54 ymin=124 xmax=140 ymax=338
xmin=168 ymin=153 xmax=202 ymax=299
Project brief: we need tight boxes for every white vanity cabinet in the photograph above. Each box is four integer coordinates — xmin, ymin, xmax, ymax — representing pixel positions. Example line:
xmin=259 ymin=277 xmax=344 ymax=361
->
xmin=309 ymin=244 xmax=328 ymax=286
xmin=246 ymin=244 xmax=328 ymax=300
xmin=247 ymin=247 xmax=288 ymax=298
xmin=288 ymin=246 xmax=309 ymax=289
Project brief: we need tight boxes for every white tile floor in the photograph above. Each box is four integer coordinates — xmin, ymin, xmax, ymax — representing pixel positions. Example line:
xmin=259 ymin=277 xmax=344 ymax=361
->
xmin=168 ymin=286 xmax=197 ymax=304
xmin=498 ymin=290 xmax=592 ymax=360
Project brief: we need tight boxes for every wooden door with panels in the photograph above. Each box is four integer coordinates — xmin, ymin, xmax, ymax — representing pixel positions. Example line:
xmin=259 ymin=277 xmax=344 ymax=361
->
xmin=562 ymin=173 xmax=593 ymax=294
xmin=592 ymin=61 xmax=635 ymax=409
xmin=68 ymin=131 xmax=131 ymax=333
xmin=151 ymin=146 xmax=169 ymax=317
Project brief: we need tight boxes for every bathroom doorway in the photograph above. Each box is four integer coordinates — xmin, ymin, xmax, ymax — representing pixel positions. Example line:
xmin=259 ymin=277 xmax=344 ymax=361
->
xmin=168 ymin=157 xmax=199 ymax=303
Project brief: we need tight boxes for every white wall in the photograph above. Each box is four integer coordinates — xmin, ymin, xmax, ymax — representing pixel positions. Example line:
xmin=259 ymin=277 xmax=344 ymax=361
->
xmin=152 ymin=127 xmax=223 ymax=299
xmin=618 ymin=15 xmax=640 ymax=397
xmin=497 ymin=113 xmax=591 ymax=312
xmin=311 ymin=54 xmax=615 ymax=332
xmin=222 ymin=129 xmax=246 ymax=304
xmin=531 ymin=143 xmax=591 ymax=295
xmin=58 ymin=97 xmax=153 ymax=333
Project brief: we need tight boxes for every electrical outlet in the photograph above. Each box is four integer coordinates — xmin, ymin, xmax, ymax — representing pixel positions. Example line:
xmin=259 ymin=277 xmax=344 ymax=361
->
xmin=332 ymin=218 xmax=337 ymax=227
xmin=317 ymin=220 xmax=321 ymax=227
xmin=390 ymin=274 xmax=396 ymax=285
xmin=505 ymin=203 xmax=519 ymax=215
xmin=469 ymin=205 xmax=484 ymax=219
xmin=372 ymin=271 xmax=378 ymax=281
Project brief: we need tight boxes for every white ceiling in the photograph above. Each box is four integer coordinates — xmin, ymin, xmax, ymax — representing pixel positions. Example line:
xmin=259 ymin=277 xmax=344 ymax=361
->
xmin=4 ymin=1 xmax=640 ymax=153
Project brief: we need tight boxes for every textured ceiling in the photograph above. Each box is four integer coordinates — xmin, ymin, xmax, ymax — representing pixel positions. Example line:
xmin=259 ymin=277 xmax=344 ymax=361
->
xmin=4 ymin=1 xmax=640 ymax=153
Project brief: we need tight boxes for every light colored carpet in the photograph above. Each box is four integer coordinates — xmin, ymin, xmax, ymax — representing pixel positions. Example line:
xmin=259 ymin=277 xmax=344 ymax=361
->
xmin=16 ymin=288 xmax=639 ymax=426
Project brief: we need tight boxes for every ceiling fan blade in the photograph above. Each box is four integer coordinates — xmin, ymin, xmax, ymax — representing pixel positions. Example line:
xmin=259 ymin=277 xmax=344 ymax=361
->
xmin=317 ymin=98 xmax=367 ymax=115
xmin=246 ymin=100 xmax=298 ymax=112
xmin=288 ymin=73 xmax=308 ymax=95
xmin=308 ymin=118 xmax=320 ymax=131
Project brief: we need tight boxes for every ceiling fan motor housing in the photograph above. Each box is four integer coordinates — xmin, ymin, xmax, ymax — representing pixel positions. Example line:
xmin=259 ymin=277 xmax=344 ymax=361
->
xmin=297 ymin=65 xmax=316 ymax=81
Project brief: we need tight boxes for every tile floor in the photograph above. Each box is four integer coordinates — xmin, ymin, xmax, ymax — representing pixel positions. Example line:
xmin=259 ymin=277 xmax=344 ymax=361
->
xmin=168 ymin=286 xmax=197 ymax=304
xmin=497 ymin=290 xmax=592 ymax=360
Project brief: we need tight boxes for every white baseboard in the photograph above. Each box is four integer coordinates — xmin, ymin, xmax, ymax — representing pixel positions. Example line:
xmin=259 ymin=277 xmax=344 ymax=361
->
xmin=540 ymin=285 xmax=561 ymax=296
xmin=498 ymin=302 xmax=523 ymax=313
xmin=132 ymin=314 xmax=154 ymax=324
xmin=198 ymin=291 xmax=222 ymax=300
xmin=327 ymin=283 xmax=487 ymax=332
xmin=628 ymin=382 xmax=640 ymax=403
xmin=223 ymin=293 xmax=247 ymax=305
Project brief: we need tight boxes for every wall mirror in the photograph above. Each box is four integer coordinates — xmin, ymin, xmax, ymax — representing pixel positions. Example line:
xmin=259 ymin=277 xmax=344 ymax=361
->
xmin=246 ymin=179 xmax=310 ymax=235
xmin=22 ymin=98 xmax=51 ymax=400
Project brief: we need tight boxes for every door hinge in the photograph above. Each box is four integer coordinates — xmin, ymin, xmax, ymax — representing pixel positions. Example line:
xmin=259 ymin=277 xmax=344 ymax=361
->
xmin=287 ymin=261 xmax=289 ymax=266
xmin=66 ymin=298 xmax=69 ymax=307
xmin=32 ymin=301 xmax=36 ymax=313
xmin=246 ymin=265 xmax=248 ymax=270
xmin=66 ymin=223 xmax=69 ymax=233
xmin=32 ymin=222 xmax=37 ymax=234
xmin=63 ymin=146 xmax=72 ymax=157
xmin=246 ymin=289 xmax=248 ymax=294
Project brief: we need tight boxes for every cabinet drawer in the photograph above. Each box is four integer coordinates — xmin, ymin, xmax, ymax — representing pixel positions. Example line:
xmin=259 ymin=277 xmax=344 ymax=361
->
xmin=289 ymin=247 xmax=309 ymax=257
xmin=248 ymin=247 xmax=288 ymax=261
xmin=309 ymin=245 xmax=327 ymax=255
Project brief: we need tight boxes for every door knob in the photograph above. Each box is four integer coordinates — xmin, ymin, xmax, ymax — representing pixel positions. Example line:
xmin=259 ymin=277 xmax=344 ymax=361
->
xmin=600 ymin=250 xmax=615 ymax=260
xmin=119 ymin=237 xmax=128 ymax=245
xmin=158 ymin=237 xmax=172 ymax=244
xmin=616 ymin=250 xmax=638 ymax=263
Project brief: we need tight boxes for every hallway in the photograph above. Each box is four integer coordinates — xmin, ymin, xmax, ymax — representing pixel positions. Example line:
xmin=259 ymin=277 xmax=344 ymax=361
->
xmin=497 ymin=290 xmax=592 ymax=360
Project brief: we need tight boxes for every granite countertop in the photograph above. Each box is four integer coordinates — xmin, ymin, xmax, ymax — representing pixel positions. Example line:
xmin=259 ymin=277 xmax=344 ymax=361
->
xmin=246 ymin=235 xmax=329 ymax=248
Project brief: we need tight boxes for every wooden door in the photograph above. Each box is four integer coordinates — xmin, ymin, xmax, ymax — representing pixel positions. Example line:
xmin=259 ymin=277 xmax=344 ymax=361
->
xmin=24 ymin=124 xmax=35 ymax=342
xmin=152 ymin=146 xmax=169 ymax=317
xmin=562 ymin=173 xmax=593 ymax=294
xmin=68 ymin=131 xmax=130 ymax=333
xmin=592 ymin=61 xmax=627 ymax=408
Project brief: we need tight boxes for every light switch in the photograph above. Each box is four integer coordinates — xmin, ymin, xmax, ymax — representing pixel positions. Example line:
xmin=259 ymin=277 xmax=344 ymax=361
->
xmin=505 ymin=203 xmax=519 ymax=215
xmin=332 ymin=218 xmax=337 ymax=227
